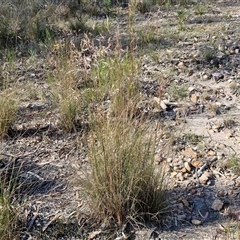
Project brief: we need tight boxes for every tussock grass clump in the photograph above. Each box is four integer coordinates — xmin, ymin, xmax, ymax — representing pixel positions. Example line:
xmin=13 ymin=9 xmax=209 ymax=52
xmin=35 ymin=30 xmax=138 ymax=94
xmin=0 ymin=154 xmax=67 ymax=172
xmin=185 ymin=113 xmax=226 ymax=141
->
xmin=57 ymin=89 xmax=82 ymax=132
xmin=0 ymin=91 xmax=18 ymax=138
xmin=48 ymin=40 xmax=93 ymax=132
xmin=49 ymin=63 xmax=83 ymax=132
xmin=88 ymin=52 xmax=141 ymax=119
xmin=228 ymin=154 xmax=240 ymax=176
xmin=0 ymin=182 xmax=18 ymax=239
xmin=81 ymin=117 xmax=167 ymax=226
xmin=0 ymin=166 xmax=20 ymax=240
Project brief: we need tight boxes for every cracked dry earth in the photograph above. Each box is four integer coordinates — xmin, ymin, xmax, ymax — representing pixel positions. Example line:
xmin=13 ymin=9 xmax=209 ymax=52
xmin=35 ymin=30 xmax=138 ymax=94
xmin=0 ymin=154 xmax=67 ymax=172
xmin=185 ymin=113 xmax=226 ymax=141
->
xmin=1 ymin=0 xmax=240 ymax=239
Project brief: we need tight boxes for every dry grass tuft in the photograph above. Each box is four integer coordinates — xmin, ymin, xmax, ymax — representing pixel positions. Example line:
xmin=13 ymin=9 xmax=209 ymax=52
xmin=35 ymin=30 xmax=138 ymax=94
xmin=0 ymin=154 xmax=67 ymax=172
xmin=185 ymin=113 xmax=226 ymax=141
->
xmin=80 ymin=116 xmax=168 ymax=226
xmin=0 ymin=90 xmax=18 ymax=138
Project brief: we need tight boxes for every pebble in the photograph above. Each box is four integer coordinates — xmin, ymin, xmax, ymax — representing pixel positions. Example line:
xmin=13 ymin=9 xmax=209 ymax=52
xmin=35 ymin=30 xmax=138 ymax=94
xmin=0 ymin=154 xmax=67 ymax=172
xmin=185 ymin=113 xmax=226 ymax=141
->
xmin=226 ymin=132 xmax=234 ymax=139
xmin=178 ymin=214 xmax=187 ymax=220
xmin=191 ymin=160 xmax=203 ymax=168
xmin=181 ymin=198 xmax=189 ymax=207
xmin=199 ymin=171 xmax=212 ymax=185
xmin=177 ymin=172 xmax=184 ymax=181
xmin=171 ymin=172 xmax=178 ymax=178
xmin=180 ymin=167 xmax=187 ymax=173
xmin=216 ymin=152 xmax=224 ymax=160
xmin=184 ymin=162 xmax=192 ymax=172
xmin=191 ymin=219 xmax=201 ymax=225
xmin=211 ymin=199 xmax=224 ymax=211
xmin=207 ymin=149 xmax=216 ymax=156
xmin=217 ymin=190 xmax=227 ymax=197
xmin=188 ymin=86 xmax=195 ymax=92
xmin=178 ymin=62 xmax=185 ymax=68
xmin=182 ymin=148 xmax=198 ymax=159
xmin=212 ymin=125 xmax=221 ymax=132
xmin=212 ymin=72 xmax=224 ymax=81
xmin=228 ymin=189 xmax=233 ymax=195
xmin=235 ymin=177 xmax=240 ymax=186
xmin=183 ymin=173 xmax=190 ymax=179
xmin=190 ymin=94 xmax=199 ymax=103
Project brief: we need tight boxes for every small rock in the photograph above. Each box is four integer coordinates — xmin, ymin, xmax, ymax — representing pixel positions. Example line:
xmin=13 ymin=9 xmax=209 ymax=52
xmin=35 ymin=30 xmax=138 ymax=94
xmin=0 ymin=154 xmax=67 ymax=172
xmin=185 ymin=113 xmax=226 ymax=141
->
xmin=153 ymin=97 xmax=161 ymax=104
xmin=183 ymin=173 xmax=190 ymax=179
xmin=188 ymin=86 xmax=195 ymax=92
xmin=217 ymin=143 xmax=226 ymax=149
xmin=177 ymin=214 xmax=186 ymax=221
xmin=235 ymin=177 xmax=240 ymax=187
xmin=191 ymin=160 xmax=203 ymax=168
xmin=202 ymin=74 xmax=210 ymax=79
xmin=201 ymin=71 xmax=211 ymax=79
xmin=88 ymin=230 xmax=102 ymax=240
xmin=184 ymin=162 xmax=192 ymax=172
xmin=207 ymin=149 xmax=216 ymax=156
xmin=178 ymin=62 xmax=185 ymax=68
xmin=180 ymin=167 xmax=187 ymax=173
xmin=171 ymin=172 xmax=178 ymax=178
xmin=176 ymin=203 xmax=184 ymax=210
xmin=217 ymin=152 xmax=224 ymax=160
xmin=212 ymin=125 xmax=221 ymax=132
xmin=228 ymin=189 xmax=233 ymax=195
xmin=226 ymin=132 xmax=234 ymax=139
xmin=182 ymin=148 xmax=198 ymax=159
xmin=177 ymin=172 xmax=184 ymax=181
xmin=199 ymin=171 xmax=212 ymax=185
xmin=190 ymin=94 xmax=199 ymax=103
xmin=212 ymin=72 xmax=224 ymax=81
xmin=181 ymin=198 xmax=189 ymax=207
xmin=215 ymin=101 xmax=223 ymax=107
xmin=217 ymin=190 xmax=227 ymax=197
xmin=191 ymin=219 xmax=201 ymax=225
xmin=160 ymin=100 xmax=168 ymax=110
xmin=211 ymin=199 xmax=224 ymax=211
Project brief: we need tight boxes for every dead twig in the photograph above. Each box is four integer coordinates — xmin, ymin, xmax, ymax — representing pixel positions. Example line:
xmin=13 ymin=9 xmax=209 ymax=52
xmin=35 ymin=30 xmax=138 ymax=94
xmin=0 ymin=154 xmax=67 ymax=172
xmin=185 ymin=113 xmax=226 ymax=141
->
xmin=42 ymin=213 xmax=62 ymax=232
xmin=1 ymin=150 xmax=38 ymax=160
xmin=27 ymin=205 xmax=39 ymax=232
xmin=197 ymin=156 xmax=217 ymax=177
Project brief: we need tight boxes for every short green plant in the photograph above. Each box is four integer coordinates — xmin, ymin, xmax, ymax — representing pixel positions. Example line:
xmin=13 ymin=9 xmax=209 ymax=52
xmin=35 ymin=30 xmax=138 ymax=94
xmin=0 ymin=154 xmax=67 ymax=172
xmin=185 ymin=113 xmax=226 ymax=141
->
xmin=0 ymin=164 xmax=20 ymax=240
xmin=68 ymin=14 xmax=93 ymax=33
xmin=50 ymin=74 xmax=82 ymax=132
xmin=182 ymin=132 xmax=204 ymax=145
xmin=202 ymin=46 xmax=217 ymax=63
xmin=176 ymin=8 xmax=189 ymax=31
xmin=0 ymin=91 xmax=18 ymax=138
xmin=194 ymin=4 xmax=206 ymax=15
xmin=151 ymin=52 xmax=160 ymax=64
xmin=136 ymin=0 xmax=152 ymax=13
xmin=223 ymin=117 xmax=235 ymax=129
xmin=167 ymin=83 xmax=188 ymax=101
xmin=207 ymin=102 xmax=220 ymax=115
xmin=57 ymin=90 xmax=82 ymax=132
xmin=228 ymin=154 xmax=240 ymax=175
xmin=0 ymin=186 xmax=16 ymax=239
xmin=47 ymin=46 xmax=84 ymax=132
xmin=80 ymin=117 xmax=167 ymax=226
xmin=137 ymin=27 xmax=161 ymax=47
xmin=89 ymin=53 xmax=140 ymax=118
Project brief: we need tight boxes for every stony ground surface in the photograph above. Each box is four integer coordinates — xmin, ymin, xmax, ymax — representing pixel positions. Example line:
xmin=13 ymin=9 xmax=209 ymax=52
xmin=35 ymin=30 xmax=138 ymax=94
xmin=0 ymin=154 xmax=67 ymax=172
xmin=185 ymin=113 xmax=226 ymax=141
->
xmin=1 ymin=0 xmax=240 ymax=239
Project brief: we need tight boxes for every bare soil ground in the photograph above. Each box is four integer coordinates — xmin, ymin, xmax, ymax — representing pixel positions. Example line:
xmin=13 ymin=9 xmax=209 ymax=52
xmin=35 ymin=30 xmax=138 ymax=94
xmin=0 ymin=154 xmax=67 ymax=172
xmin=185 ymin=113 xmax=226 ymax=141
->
xmin=1 ymin=0 xmax=240 ymax=239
